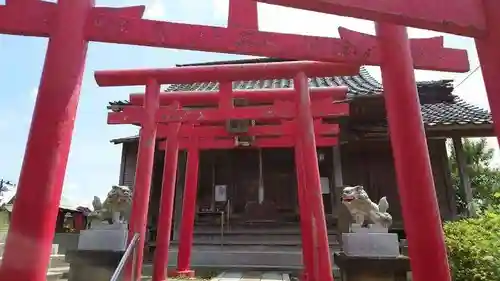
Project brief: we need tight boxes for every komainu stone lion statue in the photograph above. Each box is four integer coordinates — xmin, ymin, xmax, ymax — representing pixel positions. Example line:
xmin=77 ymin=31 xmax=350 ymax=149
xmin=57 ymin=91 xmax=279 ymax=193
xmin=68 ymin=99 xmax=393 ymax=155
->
xmin=90 ymin=185 xmax=132 ymax=225
xmin=341 ymin=185 xmax=392 ymax=229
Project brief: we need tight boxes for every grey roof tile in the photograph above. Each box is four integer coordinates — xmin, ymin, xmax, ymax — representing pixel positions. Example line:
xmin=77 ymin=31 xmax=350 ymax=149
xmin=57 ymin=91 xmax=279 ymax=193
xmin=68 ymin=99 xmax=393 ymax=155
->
xmin=109 ymin=61 xmax=492 ymax=129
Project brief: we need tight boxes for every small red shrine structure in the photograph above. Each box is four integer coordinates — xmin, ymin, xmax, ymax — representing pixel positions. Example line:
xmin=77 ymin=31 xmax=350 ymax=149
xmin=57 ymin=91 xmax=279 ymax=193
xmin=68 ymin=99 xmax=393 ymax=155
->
xmin=96 ymin=61 xmax=357 ymax=281
xmin=0 ymin=0 xmax=498 ymax=281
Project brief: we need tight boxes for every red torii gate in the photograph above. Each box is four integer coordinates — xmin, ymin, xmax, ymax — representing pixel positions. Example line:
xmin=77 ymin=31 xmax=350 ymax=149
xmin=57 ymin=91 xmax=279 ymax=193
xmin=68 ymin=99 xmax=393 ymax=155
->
xmin=254 ymin=0 xmax=500 ymax=151
xmin=99 ymin=61 xmax=354 ymax=281
xmin=0 ymin=0 xmax=472 ymax=281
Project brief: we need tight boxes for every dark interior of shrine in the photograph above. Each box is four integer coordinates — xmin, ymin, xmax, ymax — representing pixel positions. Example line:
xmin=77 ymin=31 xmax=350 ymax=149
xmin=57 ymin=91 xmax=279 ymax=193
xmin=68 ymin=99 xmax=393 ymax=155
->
xmin=147 ymin=147 xmax=335 ymax=228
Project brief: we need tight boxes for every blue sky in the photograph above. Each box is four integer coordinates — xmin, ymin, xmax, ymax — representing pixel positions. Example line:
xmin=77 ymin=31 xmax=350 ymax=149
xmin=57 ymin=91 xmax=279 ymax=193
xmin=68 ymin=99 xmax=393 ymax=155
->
xmin=0 ymin=0 xmax=495 ymax=207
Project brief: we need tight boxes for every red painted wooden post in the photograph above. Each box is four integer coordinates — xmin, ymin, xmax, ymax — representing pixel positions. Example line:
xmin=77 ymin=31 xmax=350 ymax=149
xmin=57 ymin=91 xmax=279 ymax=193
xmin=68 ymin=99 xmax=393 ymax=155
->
xmin=0 ymin=1 xmax=92 ymax=281
xmin=476 ymin=0 xmax=500 ymax=147
xmin=125 ymin=79 xmax=161 ymax=281
xmin=294 ymin=72 xmax=334 ymax=281
xmin=228 ymin=0 xmax=258 ymax=29
xmin=153 ymin=121 xmax=182 ymax=281
xmin=294 ymin=138 xmax=315 ymax=281
xmin=375 ymin=23 xmax=451 ymax=281
xmin=175 ymin=132 xmax=200 ymax=277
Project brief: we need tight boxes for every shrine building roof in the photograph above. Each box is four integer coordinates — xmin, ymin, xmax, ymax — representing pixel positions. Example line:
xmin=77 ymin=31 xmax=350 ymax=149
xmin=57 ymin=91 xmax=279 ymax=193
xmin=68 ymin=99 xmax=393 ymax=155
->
xmin=109 ymin=58 xmax=492 ymax=144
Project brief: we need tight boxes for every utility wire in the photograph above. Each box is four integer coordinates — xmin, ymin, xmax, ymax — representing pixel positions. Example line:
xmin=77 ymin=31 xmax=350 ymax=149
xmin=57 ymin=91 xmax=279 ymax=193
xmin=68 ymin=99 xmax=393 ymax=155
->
xmin=454 ymin=65 xmax=480 ymax=90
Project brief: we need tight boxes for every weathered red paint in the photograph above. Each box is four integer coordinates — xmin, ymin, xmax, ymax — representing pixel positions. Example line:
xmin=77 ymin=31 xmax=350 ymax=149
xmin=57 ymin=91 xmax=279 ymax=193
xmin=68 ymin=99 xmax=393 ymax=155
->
xmin=154 ymin=123 xmax=340 ymax=138
xmin=124 ymin=79 xmax=160 ymax=281
xmin=153 ymin=122 xmax=181 ymax=281
xmin=0 ymin=0 xmax=472 ymax=73
xmin=252 ymin=0 xmax=486 ymax=37
xmin=0 ymin=1 xmax=91 ymax=281
xmin=175 ymin=133 xmax=200 ymax=275
xmin=476 ymin=0 xmax=500 ymax=148
xmin=294 ymin=72 xmax=334 ymax=281
xmin=228 ymin=0 xmax=258 ymax=30
xmin=158 ymin=136 xmax=339 ymax=150
xmin=376 ymin=23 xmax=451 ymax=281
xmin=0 ymin=0 xmax=494 ymax=280
xmin=338 ymin=28 xmax=470 ymax=72
xmin=94 ymin=61 xmax=359 ymax=86
xmin=0 ymin=2 xmax=144 ymax=36
xmin=294 ymin=137 xmax=315 ymax=281
xmin=108 ymin=102 xmax=349 ymax=124
xmin=129 ymin=87 xmax=348 ymax=106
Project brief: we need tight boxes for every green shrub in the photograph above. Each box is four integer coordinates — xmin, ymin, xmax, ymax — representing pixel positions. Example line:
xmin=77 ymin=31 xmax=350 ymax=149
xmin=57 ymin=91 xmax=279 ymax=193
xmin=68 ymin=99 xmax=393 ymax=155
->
xmin=444 ymin=210 xmax=500 ymax=281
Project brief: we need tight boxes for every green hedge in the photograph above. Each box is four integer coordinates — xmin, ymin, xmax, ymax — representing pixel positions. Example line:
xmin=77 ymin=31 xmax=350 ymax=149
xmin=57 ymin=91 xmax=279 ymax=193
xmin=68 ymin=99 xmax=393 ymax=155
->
xmin=444 ymin=211 xmax=500 ymax=281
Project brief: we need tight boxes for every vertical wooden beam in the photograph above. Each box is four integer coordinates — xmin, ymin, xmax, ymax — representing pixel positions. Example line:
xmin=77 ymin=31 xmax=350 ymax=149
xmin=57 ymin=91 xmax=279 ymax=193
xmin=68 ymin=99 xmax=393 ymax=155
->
xmin=172 ymin=151 xmax=187 ymax=240
xmin=476 ymin=0 xmax=500 ymax=150
xmin=176 ymin=134 xmax=200 ymax=276
xmin=376 ymin=23 xmax=451 ymax=281
xmin=295 ymin=72 xmax=335 ymax=281
xmin=118 ymin=143 xmax=128 ymax=186
xmin=228 ymin=0 xmax=258 ymax=29
xmin=451 ymin=137 xmax=474 ymax=216
xmin=0 ymin=1 xmax=91 ymax=280
xmin=331 ymin=145 xmax=343 ymax=215
xmin=153 ymin=122 xmax=181 ymax=281
xmin=294 ymin=138 xmax=314 ymax=281
xmin=126 ymin=78 xmax=160 ymax=281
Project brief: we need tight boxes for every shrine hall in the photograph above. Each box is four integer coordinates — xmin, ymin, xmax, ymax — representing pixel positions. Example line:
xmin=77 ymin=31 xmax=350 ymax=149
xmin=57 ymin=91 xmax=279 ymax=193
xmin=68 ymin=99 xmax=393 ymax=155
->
xmin=108 ymin=58 xmax=492 ymax=268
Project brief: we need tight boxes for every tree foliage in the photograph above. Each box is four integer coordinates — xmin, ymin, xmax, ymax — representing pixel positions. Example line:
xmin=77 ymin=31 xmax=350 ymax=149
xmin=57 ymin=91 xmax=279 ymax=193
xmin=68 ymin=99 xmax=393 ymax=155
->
xmin=448 ymin=138 xmax=500 ymax=213
xmin=446 ymin=138 xmax=500 ymax=280
xmin=445 ymin=210 xmax=500 ymax=281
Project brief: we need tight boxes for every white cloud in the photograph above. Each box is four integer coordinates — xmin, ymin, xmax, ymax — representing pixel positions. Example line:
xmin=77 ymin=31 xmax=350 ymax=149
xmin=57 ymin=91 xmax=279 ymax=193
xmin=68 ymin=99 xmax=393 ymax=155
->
xmin=143 ymin=0 xmax=166 ymax=20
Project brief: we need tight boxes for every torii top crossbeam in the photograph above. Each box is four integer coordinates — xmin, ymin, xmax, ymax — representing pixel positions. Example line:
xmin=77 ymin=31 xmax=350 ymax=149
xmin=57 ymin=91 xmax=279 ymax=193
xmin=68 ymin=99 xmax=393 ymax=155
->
xmin=252 ymin=0 xmax=487 ymax=37
xmin=0 ymin=0 xmax=470 ymax=72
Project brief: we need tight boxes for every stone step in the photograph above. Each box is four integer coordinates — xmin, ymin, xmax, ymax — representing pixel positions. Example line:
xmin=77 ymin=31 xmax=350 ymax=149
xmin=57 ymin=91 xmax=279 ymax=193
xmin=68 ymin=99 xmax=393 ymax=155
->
xmin=193 ymin=227 xmax=338 ymax=235
xmin=49 ymin=254 xmax=69 ymax=269
xmin=46 ymin=266 xmax=70 ymax=281
xmin=170 ymin=237 xmax=339 ymax=246
xmin=142 ymin=250 xmax=342 ymax=277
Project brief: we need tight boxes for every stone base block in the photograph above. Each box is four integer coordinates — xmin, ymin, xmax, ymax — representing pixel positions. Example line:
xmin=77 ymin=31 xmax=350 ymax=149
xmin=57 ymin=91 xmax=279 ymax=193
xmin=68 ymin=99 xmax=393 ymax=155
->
xmin=66 ymin=250 xmax=124 ymax=281
xmin=78 ymin=226 xmax=128 ymax=251
xmin=342 ymin=232 xmax=399 ymax=258
xmin=334 ymin=252 xmax=410 ymax=281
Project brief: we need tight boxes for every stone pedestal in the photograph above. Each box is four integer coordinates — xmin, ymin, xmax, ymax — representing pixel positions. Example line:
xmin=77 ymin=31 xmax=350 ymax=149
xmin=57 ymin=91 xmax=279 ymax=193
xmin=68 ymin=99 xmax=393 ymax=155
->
xmin=78 ymin=223 xmax=128 ymax=251
xmin=67 ymin=223 xmax=129 ymax=281
xmin=342 ymin=232 xmax=400 ymax=258
xmin=334 ymin=252 xmax=410 ymax=281
xmin=336 ymin=231 xmax=410 ymax=281
xmin=66 ymin=250 xmax=125 ymax=281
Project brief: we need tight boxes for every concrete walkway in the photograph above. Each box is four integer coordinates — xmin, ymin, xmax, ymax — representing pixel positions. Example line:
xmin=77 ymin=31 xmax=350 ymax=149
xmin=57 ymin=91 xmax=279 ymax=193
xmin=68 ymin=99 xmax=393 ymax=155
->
xmin=211 ymin=271 xmax=290 ymax=281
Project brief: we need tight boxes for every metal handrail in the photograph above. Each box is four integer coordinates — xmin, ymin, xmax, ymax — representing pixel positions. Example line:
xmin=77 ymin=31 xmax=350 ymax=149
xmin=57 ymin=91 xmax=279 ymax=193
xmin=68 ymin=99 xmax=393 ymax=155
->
xmin=110 ymin=233 xmax=140 ymax=281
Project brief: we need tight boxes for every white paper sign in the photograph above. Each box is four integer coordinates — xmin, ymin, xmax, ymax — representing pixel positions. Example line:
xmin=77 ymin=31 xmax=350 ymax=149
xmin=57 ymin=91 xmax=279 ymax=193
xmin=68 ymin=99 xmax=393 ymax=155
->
xmin=214 ymin=185 xmax=227 ymax=202
xmin=320 ymin=177 xmax=330 ymax=194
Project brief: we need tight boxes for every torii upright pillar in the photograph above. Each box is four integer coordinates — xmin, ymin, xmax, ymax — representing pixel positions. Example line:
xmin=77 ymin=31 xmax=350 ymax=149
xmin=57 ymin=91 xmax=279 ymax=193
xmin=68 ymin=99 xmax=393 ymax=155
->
xmin=125 ymin=79 xmax=161 ymax=281
xmin=294 ymin=137 xmax=315 ymax=281
xmin=376 ymin=23 xmax=451 ymax=281
xmin=476 ymin=0 xmax=500 ymax=146
xmin=0 ymin=0 xmax=91 ymax=280
xmin=294 ymin=72 xmax=334 ymax=281
xmin=176 ymin=134 xmax=200 ymax=277
xmin=153 ymin=121 xmax=182 ymax=281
